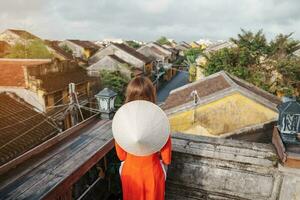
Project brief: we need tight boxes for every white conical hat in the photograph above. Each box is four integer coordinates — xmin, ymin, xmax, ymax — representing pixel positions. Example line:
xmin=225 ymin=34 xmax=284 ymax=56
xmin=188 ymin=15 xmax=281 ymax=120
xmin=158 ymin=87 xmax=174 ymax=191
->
xmin=112 ymin=100 xmax=170 ymax=156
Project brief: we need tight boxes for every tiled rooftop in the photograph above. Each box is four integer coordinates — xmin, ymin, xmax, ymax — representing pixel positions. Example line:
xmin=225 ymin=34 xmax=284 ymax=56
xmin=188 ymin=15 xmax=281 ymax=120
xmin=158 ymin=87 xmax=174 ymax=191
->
xmin=112 ymin=43 xmax=152 ymax=63
xmin=162 ymin=71 xmax=281 ymax=111
xmin=0 ymin=93 xmax=59 ymax=166
xmin=7 ymin=29 xmax=40 ymax=40
xmin=0 ymin=59 xmax=51 ymax=87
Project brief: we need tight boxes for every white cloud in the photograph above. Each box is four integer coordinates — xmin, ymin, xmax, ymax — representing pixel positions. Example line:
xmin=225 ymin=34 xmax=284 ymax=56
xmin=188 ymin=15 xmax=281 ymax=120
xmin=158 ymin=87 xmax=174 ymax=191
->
xmin=0 ymin=0 xmax=299 ymax=41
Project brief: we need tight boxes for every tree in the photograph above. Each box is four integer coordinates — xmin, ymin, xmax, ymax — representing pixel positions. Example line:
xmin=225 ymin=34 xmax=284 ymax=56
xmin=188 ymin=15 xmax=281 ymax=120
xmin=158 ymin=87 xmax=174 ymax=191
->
xmin=99 ymin=70 xmax=130 ymax=107
xmin=61 ymin=44 xmax=73 ymax=54
xmin=269 ymin=33 xmax=300 ymax=59
xmin=6 ymin=39 xmax=52 ymax=59
xmin=182 ymin=47 xmax=204 ymax=82
xmin=156 ymin=36 xmax=171 ymax=45
xmin=204 ymin=29 xmax=300 ymax=97
xmin=125 ymin=40 xmax=141 ymax=49
xmin=184 ymin=47 xmax=203 ymax=63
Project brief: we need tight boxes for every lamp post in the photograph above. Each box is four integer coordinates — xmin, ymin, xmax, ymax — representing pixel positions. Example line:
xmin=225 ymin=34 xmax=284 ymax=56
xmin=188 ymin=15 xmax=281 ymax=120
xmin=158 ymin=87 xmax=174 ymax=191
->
xmin=95 ymin=88 xmax=117 ymax=119
xmin=277 ymin=97 xmax=300 ymax=145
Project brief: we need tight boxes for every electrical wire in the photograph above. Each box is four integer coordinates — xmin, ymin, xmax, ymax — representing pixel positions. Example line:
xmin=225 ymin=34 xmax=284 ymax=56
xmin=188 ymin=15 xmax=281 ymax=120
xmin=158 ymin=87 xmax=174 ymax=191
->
xmin=74 ymin=92 xmax=84 ymax=121
xmin=0 ymin=107 xmax=66 ymax=150
xmin=0 ymin=112 xmax=45 ymax=131
xmin=0 ymin=107 xmax=32 ymax=119
xmin=0 ymin=95 xmax=70 ymax=132
xmin=79 ymin=105 xmax=101 ymax=114
xmin=0 ymin=118 xmax=55 ymax=150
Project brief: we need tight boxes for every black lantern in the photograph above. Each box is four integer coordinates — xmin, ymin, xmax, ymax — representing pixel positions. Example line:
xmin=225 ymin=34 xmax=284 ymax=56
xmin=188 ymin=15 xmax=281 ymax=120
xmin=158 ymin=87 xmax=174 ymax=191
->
xmin=95 ymin=88 xmax=117 ymax=119
xmin=277 ymin=97 xmax=300 ymax=144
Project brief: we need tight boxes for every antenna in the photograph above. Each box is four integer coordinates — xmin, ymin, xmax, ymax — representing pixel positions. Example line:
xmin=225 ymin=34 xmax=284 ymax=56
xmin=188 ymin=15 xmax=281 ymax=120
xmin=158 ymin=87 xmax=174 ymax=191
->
xmin=190 ymin=90 xmax=200 ymax=124
xmin=190 ymin=90 xmax=200 ymax=105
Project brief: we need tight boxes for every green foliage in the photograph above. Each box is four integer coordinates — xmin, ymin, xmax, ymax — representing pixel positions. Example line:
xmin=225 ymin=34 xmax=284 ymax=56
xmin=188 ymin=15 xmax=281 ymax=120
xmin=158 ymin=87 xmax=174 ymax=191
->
xmin=125 ymin=40 xmax=141 ymax=49
xmin=204 ymin=48 xmax=250 ymax=79
xmin=61 ymin=44 xmax=73 ymax=54
xmin=204 ymin=29 xmax=300 ymax=97
xmin=156 ymin=36 xmax=171 ymax=45
xmin=100 ymin=70 xmax=130 ymax=107
xmin=6 ymin=39 xmax=52 ymax=59
xmin=184 ymin=47 xmax=203 ymax=64
xmin=230 ymin=29 xmax=269 ymax=58
xmin=189 ymin=65 xmax=197 ymax=82
xmin=269 ymin=33 xmax=300 ymax=59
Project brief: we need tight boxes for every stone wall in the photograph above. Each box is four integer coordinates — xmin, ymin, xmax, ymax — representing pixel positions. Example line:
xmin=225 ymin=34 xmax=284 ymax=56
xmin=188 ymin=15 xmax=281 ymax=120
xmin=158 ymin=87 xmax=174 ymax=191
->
xmin=166 ymin=133 xmax=300 ymax=200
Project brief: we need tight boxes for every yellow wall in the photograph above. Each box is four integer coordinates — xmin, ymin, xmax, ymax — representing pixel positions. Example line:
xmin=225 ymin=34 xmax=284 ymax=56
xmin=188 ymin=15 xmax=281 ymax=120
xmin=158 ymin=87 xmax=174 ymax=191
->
xmin=169 ymin=93 xmax=278 ymax=136
xmin=196 ymin=67 xmax=205 ymax=80
xmin=190 ymin=42 xmax=200 ymax=48
xmin=84 ymin=49 xmax=91 ymax=59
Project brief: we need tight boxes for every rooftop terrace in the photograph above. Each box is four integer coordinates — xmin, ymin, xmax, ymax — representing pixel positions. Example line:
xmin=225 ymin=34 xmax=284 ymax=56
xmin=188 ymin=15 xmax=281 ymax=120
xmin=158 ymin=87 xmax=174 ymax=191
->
xmin=1 ymin=115 xmax=299 ymax=200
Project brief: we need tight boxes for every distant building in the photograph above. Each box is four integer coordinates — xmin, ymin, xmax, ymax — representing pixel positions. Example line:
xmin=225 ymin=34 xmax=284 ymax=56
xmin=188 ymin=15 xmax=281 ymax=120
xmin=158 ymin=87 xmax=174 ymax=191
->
xmin=190 ymin=41 xmax=201 ymax=48
xmin=87 ymin=54 xmax=143 ymax=79
xmin=144 ymin=42 xmax=175 ymax=61
xmin=162 ymin=71 xmax=281 ymax=139
xmin=204 ymin=41 xmax=236 ymax=54
xmin=166 ymin=38 xmax=177 ymax=47
xmin=98 ymin=38 xmax=125 ymax=45
xmin=0 ymin=29 xmax=79 ymax=61
xmin=196 ymin=39 xmax=214 ymax=48
xmin=175 ymin=42 xmax=191 ymax=56
xmin=137 ymin=45 xmax=169 ymax=63
xmin=89 ymin=43 xmax=153 ymax=76
xmin=137 ymin=45 xmax=175 ymax=81
xmin=180 ymin=41 xmax=191 ymax=48
xmin=59 ymin=40 xmax=100 ymax=60
xmin=0 ymin=58 xmax=99 ymax=129
xmin=0 ymin=29 xmax=40 ymax=45
xmin=45 ymin=40 xmax=73 ymax=60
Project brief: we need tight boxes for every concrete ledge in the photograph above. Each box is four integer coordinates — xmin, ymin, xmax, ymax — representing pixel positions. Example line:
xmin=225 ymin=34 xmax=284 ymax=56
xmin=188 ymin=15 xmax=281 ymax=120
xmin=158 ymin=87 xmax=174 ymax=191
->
xmin=167 ymin=133 xmax=282 ymax=200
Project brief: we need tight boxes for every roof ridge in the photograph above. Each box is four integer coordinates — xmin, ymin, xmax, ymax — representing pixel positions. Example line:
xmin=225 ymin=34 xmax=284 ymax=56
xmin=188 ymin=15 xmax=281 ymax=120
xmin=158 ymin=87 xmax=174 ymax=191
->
xmin=170 ymin=71 xmax=227 ymax=94
xmin=224 ymin=71 xmax=281 ymax=103
xmin=111 ymin=43 xmax=151 ymax=63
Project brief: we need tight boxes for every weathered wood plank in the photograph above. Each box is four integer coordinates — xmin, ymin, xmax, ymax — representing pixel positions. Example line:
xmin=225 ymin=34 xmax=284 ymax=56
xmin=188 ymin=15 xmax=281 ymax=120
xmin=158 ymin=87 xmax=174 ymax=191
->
xmin=0 ymin=118 xmax=107 ymax=190
xmin=0 ymin=120 xmax=113 ymax=200
xmin=0 ymin=115 xmax=101 ymax=175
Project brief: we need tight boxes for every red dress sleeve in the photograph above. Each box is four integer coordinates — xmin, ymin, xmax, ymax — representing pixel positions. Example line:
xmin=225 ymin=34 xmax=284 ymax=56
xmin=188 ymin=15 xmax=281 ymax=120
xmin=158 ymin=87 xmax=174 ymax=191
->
xmin=160 ymin=136 xmax=172 ymax=165
xmin=115 ymin=141 xmax=127 ymax=161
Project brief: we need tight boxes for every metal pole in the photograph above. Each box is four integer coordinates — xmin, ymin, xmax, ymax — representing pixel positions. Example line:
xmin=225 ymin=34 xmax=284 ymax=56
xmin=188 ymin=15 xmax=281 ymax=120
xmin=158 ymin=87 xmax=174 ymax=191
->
xmin=69 ymin=83 xmax=77 ymax=127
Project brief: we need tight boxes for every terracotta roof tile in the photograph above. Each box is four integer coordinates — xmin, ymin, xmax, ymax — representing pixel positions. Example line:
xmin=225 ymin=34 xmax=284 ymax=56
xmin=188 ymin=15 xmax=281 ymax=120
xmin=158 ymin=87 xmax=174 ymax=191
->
xmin=34 ymin=67 xmax=91 ymax=93
xmin=163 ymin=75 xmax=231 ymax=110
xmin=45 ymin=40 xmax=73 ymax=60
xmin=0 ymin=93 xmax=59 ymax=166
xmin=227 ymin=73 xmax=281 ymax=105
xmin=112 ymin=43 xmax=151 ymax=63
xmin=0 ymin=59 xmax=51 ymax=87
xmin=150 ymin=46 xmax=168 ymax=57
xmin=8 ymin=29 xmax=40 ymax=40
xmin=108 ymin=54 xmax=131 ymax=65
xmin=162 ymin=72 xmax=281 ymax=111
xmin=68 ymin=40 xmax=100 ymax=50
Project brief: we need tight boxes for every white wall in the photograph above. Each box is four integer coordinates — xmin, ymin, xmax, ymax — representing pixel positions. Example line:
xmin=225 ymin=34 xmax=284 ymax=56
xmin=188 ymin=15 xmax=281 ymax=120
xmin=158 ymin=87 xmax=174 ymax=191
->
xmin=0 ymin=87 xmax=45 ymax=112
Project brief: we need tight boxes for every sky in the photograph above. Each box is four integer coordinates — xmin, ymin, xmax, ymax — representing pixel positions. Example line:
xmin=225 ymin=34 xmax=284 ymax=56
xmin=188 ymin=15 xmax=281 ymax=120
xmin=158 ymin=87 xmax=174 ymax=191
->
xmin=1 ymin=0 xmax=300 ymax=42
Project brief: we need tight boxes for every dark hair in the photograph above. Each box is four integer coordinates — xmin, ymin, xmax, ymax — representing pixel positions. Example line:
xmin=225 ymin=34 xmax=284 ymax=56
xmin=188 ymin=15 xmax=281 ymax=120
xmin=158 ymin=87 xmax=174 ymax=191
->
xmin=125 ymin=76 xmax=156 ymax=104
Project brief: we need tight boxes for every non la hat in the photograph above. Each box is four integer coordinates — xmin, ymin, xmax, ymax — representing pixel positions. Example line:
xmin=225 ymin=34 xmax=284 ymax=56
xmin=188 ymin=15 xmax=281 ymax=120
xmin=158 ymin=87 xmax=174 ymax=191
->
xmin=112 ymin=100 xmax=170 ymax=156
